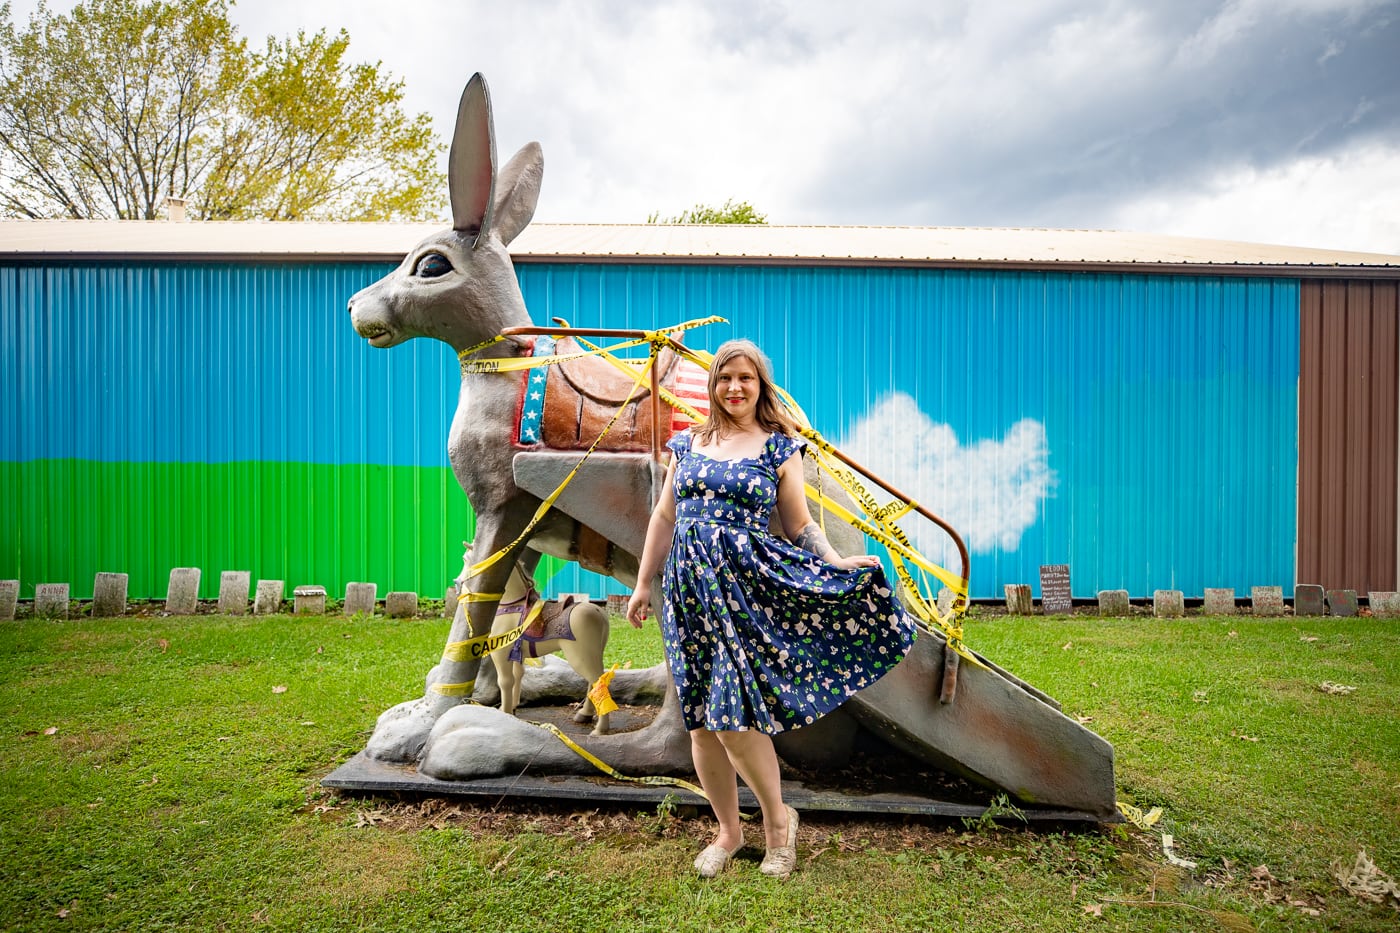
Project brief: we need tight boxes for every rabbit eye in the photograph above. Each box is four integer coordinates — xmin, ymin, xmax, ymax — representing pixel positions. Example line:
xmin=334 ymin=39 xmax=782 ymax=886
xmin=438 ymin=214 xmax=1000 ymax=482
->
xmin=413 ymin=253 xmax=452 ymax=278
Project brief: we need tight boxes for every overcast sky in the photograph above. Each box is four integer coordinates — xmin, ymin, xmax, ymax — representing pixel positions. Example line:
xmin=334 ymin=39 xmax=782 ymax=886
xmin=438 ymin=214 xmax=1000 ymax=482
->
xmin=11 ymin=0 xmax=1400 ymax=252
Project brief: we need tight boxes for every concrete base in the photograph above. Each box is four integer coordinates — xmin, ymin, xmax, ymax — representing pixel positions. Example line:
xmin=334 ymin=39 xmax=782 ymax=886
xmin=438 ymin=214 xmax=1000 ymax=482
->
xmin=323 ymin=751 xmax=1110 ymax=822
xmin=294 ymin=586 xmax=327 ymax=615
xmin=166 ymin=568 xmax=201 ymax=615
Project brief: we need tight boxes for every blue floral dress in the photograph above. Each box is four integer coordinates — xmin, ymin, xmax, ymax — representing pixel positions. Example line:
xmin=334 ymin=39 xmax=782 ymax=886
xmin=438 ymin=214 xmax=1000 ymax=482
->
xmin=659 ymin=430 xmax=917 ymax=734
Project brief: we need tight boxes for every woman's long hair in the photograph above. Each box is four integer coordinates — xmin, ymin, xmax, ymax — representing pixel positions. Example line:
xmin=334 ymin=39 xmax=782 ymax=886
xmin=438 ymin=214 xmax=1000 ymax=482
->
xmin=692 ymin=339 xmax=799 ymax=444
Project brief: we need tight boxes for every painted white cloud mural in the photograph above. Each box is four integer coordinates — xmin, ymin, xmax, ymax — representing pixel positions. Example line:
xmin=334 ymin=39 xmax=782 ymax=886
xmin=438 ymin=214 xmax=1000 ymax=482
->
xmin=836 ymin=393 xmax=1055 ymax=567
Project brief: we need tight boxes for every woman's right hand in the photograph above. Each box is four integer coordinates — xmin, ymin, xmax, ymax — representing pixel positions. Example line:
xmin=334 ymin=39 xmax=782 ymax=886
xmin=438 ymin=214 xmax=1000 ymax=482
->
xmin=626 ymin=584 xmax=652 ymax=628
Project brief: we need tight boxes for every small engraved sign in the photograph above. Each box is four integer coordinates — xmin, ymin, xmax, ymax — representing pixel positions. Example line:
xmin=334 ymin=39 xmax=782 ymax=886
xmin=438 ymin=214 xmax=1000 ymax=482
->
xmin=1039 ymin=564 xmax=1073 ymax=615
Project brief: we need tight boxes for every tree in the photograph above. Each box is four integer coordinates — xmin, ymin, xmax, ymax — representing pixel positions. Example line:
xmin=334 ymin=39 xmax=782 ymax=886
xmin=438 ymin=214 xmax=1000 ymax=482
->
xmin=647 ymin=198 xmax=767 ymax=224
xmin=0 ymin=0 xmax=445 ymax=221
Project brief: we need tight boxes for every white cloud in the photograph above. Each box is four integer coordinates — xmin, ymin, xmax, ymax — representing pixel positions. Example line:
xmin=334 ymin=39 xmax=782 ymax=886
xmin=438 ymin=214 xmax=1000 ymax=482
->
xmin=7 ymin=0 xmax=1399 ymax=253
xmin=1109 ymin=143 xmax=1400 ymax=252
xmin=836 ymin=393 xmax=1055 ymax=569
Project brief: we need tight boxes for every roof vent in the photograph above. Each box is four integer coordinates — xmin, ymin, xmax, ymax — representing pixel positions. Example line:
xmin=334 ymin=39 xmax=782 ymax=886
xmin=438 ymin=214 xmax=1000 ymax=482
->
xmin=165 ymin=196 xmax=187 ymax=223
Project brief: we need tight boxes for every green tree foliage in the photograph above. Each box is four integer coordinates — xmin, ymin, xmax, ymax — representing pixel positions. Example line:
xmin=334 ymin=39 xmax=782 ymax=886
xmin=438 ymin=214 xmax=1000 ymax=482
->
xmin=0 ymin=0 xmax=445 ymax=220
xmin=647 ymin=198 xmax=767 ymax=224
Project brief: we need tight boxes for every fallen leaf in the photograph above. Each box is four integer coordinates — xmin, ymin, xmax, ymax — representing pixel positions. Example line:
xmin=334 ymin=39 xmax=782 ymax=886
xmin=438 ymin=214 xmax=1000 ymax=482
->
xmin=1334 ymin=849 xmax=1400 ymax=906
xmin=1250 ymin=865 xmax=1278 ymax=890
xmin=44 ymin=726 xmax=59 ymax=735
xmin=271 ymin=685 xmax=287 ymax=694
xmin=1299 ymin=635 xmax=1318 ymax=642
xmin=1062 ymin=641 xmax=1073 ymax=650
xmin=354 ymin=810 xmax=388 ymax=828
xmin=57 ymin=908 xmax=70 ymax=919
xmin=1318 ymin=681 xmax=1356 ymax=695
xmin=1082 ymin=904 xmax=1103 ymax=917
xmin=1075 ymin=715 xmax=1094 ymax=724
xmin=1192 ymin=690 xmax=1209 ymax=703
xmin=299 ymin=721 xmax=316 ymax=727
xmin=1228 ymin=630 xmax=1238 ymax=637
xmin=217 ymin=736 xmax=233 ymax=742
xmin=316 ymin=645 xmax=324 ymax=654
xmin=157 ymin=638 xmax=169 ymax=652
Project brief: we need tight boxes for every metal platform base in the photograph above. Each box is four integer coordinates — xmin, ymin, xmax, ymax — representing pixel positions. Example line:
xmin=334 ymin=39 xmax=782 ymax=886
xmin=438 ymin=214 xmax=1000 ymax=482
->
xmin=323 ymin=752 xmax=1109 ymax=823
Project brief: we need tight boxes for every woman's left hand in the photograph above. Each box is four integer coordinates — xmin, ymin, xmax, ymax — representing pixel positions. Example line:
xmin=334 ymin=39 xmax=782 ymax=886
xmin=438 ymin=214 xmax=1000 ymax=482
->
xmin=832 ymin=554 xmax=881 ymax=572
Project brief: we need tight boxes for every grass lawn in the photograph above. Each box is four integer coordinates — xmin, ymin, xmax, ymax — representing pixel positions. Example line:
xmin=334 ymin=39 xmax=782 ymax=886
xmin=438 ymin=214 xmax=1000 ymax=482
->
xmin=1 ymin=608 xmax=1396 ymax=931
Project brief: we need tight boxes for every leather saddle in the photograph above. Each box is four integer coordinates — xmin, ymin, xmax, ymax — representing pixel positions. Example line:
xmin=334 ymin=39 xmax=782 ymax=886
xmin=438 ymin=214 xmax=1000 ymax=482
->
xmin=537 ymin=336 xmax=691 ymax=451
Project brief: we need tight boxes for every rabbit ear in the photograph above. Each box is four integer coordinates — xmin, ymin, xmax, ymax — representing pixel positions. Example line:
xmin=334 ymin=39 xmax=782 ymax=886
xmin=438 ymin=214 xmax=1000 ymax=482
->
xmin=449 ymin=73 xmax=497 ymax=244
xmin=491 ymin=142 xmax=543 ymax=247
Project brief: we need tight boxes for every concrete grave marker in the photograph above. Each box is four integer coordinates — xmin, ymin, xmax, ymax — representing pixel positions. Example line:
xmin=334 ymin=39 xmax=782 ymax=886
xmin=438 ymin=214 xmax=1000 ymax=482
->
xmin=294 ymin=586 xmax=327 ymax=615
xmin=254 ymin=580 xmax=285 ymax=615
xmin=1153 ymin=590 xmax=1184 ymax=618
xmin=1368 ymin=591 xmax=1400 ymax=618
xmin=1039 ymin=564 xmax=1073 ymax=615
xmin=219 ymin=571 xmax=251 ymax=615
xmin=1203 ymin=588 xmax=1236 ymax=615
xmin=344 ymin=582 xmax=377 ymax=616
xmin=1293 ymin=584 xmax=1326 ymax=617
xmin=1097 ymin=590 xmax=1129 ymax=616
xmin=445 ymin=585 xmax=461 ymax=617
xmin=1 ymin=580 xmax=18 ymax=621
xmin=166 ymin=568 xmax=201 ymax=615
xmin=36 ymin=584 xmax=69 ymax=619
xmin=385 ymin=591 xmax=418 ymax=618
xmin=92 ymin=573 xmax=128 ymax=617
xmin=1326 ymin=589 xmax=1358 ymax=617
xmin=1004 ymin=584 xmax=1033 ymax=615
xmin=1250 ymin=586 xmax=1284 ymax=617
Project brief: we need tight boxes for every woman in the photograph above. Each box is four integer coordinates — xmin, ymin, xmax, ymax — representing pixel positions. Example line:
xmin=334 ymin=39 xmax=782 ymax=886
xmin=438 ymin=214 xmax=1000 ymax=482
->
xmin=626 ymin=339 xmax=916 ymax=879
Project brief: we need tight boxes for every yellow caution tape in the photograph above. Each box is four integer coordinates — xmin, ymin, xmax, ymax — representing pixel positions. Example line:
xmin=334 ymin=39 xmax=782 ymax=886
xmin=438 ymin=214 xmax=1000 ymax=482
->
xmin=587 ymin=664 xmax=620 ymax=716
xmin=440 ymin=599 xmax=545 ymax=663
xmin=460 ymin=345 xmax=659 ymax=582
xmin=456 ymin=314 xmax=976 ymax=664
xmin=430 ymin=680 xmax=476 ymax=698
xmin=1116 ymin=802 xmax=1164 ymax=831
xmin=530 ymin=720 xmax=708 ymax=799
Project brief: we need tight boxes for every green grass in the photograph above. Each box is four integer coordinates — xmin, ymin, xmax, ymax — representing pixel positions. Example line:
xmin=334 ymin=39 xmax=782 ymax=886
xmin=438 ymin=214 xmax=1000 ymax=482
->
xmin=1 ymin=610 xmax=1397 ymax=932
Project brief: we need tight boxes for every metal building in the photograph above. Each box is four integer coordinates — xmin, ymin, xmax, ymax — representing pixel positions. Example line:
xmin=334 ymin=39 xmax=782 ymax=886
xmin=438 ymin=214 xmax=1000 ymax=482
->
xmin=2 ymin=220 xmax=1397 ymax=602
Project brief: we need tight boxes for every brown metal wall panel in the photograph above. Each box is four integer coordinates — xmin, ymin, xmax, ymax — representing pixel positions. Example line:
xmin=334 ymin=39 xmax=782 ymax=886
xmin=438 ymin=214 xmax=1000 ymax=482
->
xmin=1297 ymin=280 xmax=1399 ymax=592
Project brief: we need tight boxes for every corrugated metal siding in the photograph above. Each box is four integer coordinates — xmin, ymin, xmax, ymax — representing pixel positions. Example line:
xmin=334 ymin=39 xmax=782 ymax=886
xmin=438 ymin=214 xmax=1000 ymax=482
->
xmin=1298 ymin=280 xmax=1399 ymax=593
xmin=3 ymin=259 xmax=1302 ymax=601
xmin=523 ymin=264 xmax=1300 ymax=600
xmin=1 ymin=262 xmax=474 ymax=599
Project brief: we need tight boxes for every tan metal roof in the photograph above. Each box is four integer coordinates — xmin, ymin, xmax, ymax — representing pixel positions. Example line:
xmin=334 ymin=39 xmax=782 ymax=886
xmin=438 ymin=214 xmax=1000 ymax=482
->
xmin=2 ymin=218 xmax=1397 ymax=275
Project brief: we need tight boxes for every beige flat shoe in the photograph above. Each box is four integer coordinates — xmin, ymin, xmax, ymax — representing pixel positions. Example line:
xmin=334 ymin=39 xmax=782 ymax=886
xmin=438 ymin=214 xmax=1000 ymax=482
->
xmin=759 ymin=805 xmax=799 ymax=878
xmin=694 ymin=839 xmax=745 ymax=878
